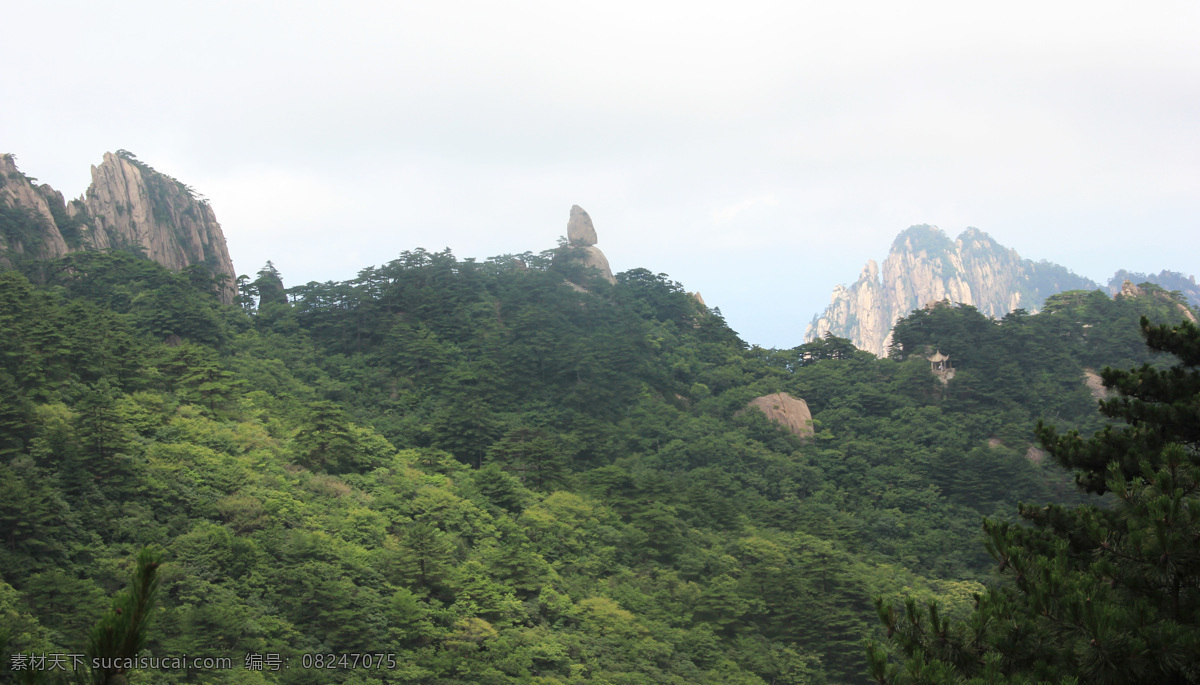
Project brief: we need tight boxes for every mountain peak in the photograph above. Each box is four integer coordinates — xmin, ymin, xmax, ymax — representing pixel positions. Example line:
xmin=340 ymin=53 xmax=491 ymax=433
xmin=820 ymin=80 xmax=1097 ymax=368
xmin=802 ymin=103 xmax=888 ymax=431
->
xmin=806 ymin=226 xmax=1096 ymax=355
xmin=890 ymin=224 xmax=952 ymax=254
xmin=0 ymin=151 xmax=236 ymax=303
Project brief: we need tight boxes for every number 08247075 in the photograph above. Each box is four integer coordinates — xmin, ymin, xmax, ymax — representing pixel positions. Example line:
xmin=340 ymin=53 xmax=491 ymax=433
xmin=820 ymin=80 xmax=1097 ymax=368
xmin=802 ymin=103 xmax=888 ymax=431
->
xmin=301 ymin=653 xmax=397 ymax=669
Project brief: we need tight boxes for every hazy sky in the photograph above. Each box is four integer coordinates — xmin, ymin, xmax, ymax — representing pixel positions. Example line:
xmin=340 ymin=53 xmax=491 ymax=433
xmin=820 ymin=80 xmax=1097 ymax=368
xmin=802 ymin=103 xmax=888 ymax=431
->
xmin=4 ymin=1 xmax=1198 ymax=347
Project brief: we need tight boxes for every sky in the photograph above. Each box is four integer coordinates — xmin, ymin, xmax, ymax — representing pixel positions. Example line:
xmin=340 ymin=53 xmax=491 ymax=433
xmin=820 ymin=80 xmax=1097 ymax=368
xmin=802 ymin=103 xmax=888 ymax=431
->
xmin=3 ymin=1 xmax=1198 ymax=347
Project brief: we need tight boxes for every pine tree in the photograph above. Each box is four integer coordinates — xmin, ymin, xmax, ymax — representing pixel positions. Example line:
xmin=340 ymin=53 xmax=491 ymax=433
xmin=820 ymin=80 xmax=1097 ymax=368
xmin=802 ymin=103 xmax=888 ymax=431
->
xmin=1039 ymin=317 xmax=1200 ymax=495
xmin=393 ymin=522 xmax=455 ymax=593
xmin=0 ymin=370 xmax=31 ymax=457
xmin=73 ymin=380 xmax=137 ymax=490
xmin=486 ymin=427 xmax=568 ymax=490
xmin=87 ymin=548 xmax=162 ymax=685
xmin=869 ymin=318 xmax=1200 ymax=684
xmin=253 ymin=261 xmax=288 ymax=307
xmin=2 ymin=549 xmax=161 ymax=685
xmin=430 ymin=396 xmax=499 ymax=468
xmin=293 ymin=400 xmax=360 ymax=473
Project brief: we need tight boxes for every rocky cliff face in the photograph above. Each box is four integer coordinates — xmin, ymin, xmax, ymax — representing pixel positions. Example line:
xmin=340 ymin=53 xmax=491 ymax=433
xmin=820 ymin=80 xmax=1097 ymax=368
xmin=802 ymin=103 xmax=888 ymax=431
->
xmin=0 ymin=155 xmax=70 ymax=261
xmin=0 ymin=151 xmax=236 ymax=303
xmin=806 ymin=225 xmax=1097 ymax=355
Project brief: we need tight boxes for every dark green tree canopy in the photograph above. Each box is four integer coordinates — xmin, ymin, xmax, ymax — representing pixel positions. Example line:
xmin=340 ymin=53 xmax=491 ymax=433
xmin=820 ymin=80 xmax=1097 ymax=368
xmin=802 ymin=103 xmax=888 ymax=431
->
xmin=872 ymin=318 xmax=1200 ymax=685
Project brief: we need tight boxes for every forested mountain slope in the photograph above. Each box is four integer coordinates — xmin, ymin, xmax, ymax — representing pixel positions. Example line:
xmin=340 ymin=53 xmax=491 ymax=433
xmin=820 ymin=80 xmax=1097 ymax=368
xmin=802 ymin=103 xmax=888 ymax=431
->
xmin=871 ymin=314 xmax=1200 ymax=684
xmin=0 ymin=243 xmax=1194 ymax=684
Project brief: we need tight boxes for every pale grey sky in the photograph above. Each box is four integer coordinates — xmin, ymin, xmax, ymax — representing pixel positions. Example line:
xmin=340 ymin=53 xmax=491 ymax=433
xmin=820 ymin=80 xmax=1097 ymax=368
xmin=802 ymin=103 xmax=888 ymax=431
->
xmin=4 ymin=1 xmax=1198 ymax=347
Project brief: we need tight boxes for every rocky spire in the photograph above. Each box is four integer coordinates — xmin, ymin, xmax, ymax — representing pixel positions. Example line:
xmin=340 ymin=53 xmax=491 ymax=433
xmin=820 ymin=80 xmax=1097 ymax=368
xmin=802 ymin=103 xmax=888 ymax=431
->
xmin=567 ymin=205 xmax=598 ymax=246
xmin=565 ymin=205 xmax=614 ymax=284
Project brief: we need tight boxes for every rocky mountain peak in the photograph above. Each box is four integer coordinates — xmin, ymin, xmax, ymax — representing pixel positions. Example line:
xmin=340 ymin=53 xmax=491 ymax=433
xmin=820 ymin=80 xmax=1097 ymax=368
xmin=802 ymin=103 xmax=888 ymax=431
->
xmin=890 ymin=224 xmax=954 ymax=254
xmin=807 ymin=225 xmax=1096 ymax=355
xmin=0 ymin=151 xmax=237 ymax=304
xmin=808 ymin=225 xmax=1199 ymax=356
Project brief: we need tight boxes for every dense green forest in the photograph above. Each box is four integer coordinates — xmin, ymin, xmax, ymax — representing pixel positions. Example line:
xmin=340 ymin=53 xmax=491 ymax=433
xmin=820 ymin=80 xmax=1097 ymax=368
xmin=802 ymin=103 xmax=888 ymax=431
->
xmin=871 ymin=316 xmax=1200 ymax=683
xmin=0 ymin=245 xmax=1196 ymax=684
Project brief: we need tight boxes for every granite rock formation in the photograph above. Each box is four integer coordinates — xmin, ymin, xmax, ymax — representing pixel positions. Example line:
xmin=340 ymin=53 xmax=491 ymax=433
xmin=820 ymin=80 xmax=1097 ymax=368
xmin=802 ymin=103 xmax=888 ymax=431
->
xmin=0 ymin=154 xmax=70 ymax=261
xmin=806 ymin=225 xmax=1097 ymax=355
xmin=567 ymin=205 xmax=598 ymax=246
xmin=577 ymin=246 xmax=614 ymax=284
xmin=0 ymin=151 xmax=236 ymax=303
xmin=808 ymin=225 xmax=1200 ymax=356
xmin=565 ymin=205 xmax=614 ymax=284
xmin=740 ymin=392 xmax=814 ymax=439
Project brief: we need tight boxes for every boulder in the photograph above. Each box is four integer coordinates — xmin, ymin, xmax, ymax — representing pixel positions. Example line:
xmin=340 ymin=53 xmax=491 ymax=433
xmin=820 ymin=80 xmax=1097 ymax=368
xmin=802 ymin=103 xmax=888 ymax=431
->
xmin=1119 ymin=279 xmax=1145 ymax=298
xmin=741 ymin=392 xmax=813 ymax=438
xmin=567 ymin=205 xmax=598 ymax=246
xmin=562 ymin=205 xmax=614 ymax=284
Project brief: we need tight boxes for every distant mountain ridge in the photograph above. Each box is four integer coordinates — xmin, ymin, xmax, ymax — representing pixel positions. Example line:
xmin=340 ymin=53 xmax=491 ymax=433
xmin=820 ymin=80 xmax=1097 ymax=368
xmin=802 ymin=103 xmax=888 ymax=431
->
xmin=805 ymin=225 xmax=1196 ymax=355
xmin=1107 ymin=269 xmax=1200 ymax=307
xmin=0 ymin=151 xmax=236 ymax=303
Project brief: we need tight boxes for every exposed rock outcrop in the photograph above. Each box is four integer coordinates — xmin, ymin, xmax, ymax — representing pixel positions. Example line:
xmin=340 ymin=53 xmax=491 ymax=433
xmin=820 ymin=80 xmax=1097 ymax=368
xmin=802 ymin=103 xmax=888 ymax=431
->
xmin=0 ymin=151 xmax=237 ymax=303
xmin=1108 ymin=270 xmax=1200 ymax=309
xmin=564 ymin=205 xmax=614 ymax=284
xmin=740 ymin=392 xmax=814 ymax=439
xmin=578 ymin=246 xmax=614 ymax=284
xmin=1082 ymin=368 xmax=1108 ymax=400
xmin=567 ymin=205 xmax=598 ymax=246
xmin=1025 ymin=446 xmax=1047 ymax=464
xmin=806 ymin=226 xmax=1097 ymax=355
xmin=0 ymin=155 xmax=69 ymax=261
xmin=1114 ymin=278 xmax=1198 ymax=323
xmin=1118 ymin=280 xmax=1144 ymax=299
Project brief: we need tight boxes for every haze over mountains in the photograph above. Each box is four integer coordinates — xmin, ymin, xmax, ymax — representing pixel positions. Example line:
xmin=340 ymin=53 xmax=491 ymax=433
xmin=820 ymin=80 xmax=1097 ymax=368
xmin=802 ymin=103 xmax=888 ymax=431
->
xmin=806 ymin=225 xmax=1200 ymax=355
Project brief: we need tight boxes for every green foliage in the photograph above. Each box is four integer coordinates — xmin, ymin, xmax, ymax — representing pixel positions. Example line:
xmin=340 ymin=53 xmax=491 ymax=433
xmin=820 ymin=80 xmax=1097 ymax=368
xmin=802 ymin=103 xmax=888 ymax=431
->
xmin=1039 ymin=317 xmax=1200 ymax=494
xmin=88 ymin=548 xmax=163 ymax=685
xmin=292 ymin=400 xmax=381 ymax=473
xmin=0 ymin=205 xmax=49 ymax=256
xmin=3 ymin=241 xmax=1186 ymax=684
xmin=872 ymin=319 xmax=1200 ymax=684
xmin=890 ymin=225 xmax=954 ymax=256
xmin=487 ymin=427 xmax=569 ymax=490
